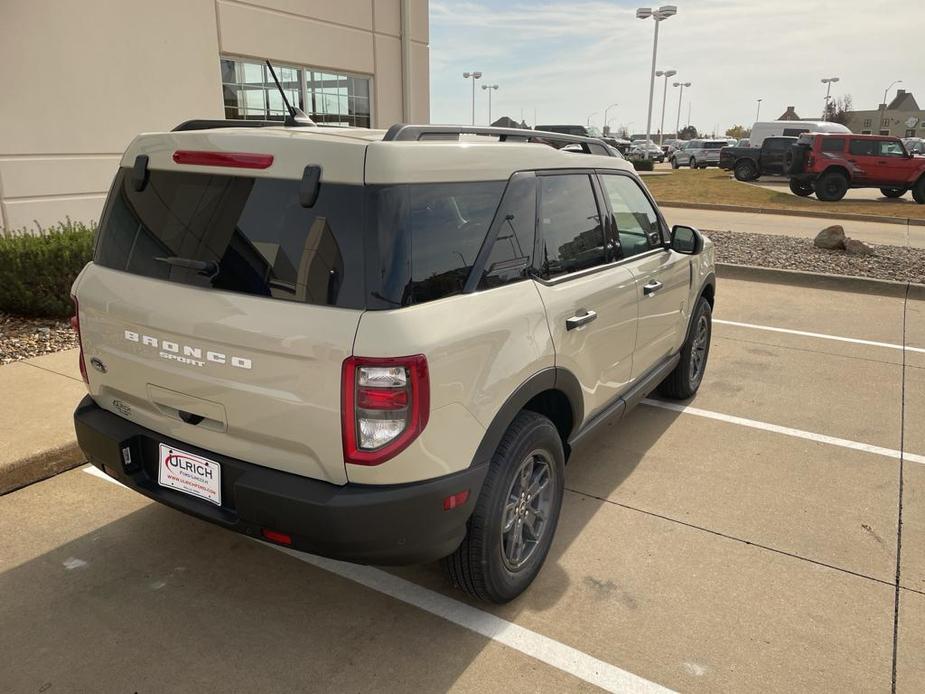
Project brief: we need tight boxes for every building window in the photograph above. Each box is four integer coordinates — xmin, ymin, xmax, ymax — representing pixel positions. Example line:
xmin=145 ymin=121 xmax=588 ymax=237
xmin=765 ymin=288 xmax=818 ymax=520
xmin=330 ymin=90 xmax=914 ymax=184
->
xmin=881 ymin=118 xmax=890 ymax=128
xmin=221 ymin=57 xmax=371 ymax=128
xmin=863 ymin=118 xmax=871 ymax=128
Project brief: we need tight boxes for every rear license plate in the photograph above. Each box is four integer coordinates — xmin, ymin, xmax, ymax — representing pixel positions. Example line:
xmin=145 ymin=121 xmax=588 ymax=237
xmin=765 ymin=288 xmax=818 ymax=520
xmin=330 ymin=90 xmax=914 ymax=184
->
xmin=158 ymin=443 xmax=222 ymax=506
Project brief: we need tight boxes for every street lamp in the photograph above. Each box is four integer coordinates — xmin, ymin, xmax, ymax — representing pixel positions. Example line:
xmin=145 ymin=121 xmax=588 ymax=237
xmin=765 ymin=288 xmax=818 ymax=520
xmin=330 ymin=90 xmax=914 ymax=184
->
xmin=586 ymin=111 xmax=600 ymax=128
xmin=820 ymin=76 xmax=839 ymax=120
xmin=673 ymin=81 xmax=691 ymax=137
xmin=755 ymin=98 xmax=762 ymax=122
xmin=462 ymin=71 xmax=482 ymax=125
xmin=637 ymin=5 xmax=678 ymax=158
xmin=881 ymin=80 xmax=901 ymax=134
xmin=655 ymin=69 xmax=677 ymax=145
xmin=603 ymin=103 xmax=619 ymax=134
xmin=481 ymin=83 xmax=499 ymax=124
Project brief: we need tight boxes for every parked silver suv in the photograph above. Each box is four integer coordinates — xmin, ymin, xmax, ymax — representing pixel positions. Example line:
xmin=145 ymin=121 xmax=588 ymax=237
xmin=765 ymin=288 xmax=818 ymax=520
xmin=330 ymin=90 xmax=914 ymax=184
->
xmin=72 ymin=121 xmax=715 ymax=603
xmin=670 ymin=139 xmax=730 ymax=168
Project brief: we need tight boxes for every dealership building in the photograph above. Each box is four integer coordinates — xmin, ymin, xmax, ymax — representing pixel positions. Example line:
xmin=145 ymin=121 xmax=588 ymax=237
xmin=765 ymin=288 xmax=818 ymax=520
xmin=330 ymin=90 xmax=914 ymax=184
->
xmin=0 ymin=0 xmax=430 ymax=231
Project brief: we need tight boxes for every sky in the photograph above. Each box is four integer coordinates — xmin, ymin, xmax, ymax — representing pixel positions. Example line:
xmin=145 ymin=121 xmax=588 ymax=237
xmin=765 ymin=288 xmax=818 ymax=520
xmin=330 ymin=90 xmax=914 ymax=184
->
xmin=428 ymin=0 xmax=924 ymax=137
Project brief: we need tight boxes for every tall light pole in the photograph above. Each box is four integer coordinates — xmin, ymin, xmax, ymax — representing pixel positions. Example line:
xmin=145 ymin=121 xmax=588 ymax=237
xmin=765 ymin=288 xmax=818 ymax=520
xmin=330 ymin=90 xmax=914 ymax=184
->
xmin=820 ymin=76 xmax=839 ymax=120
xmin=462 ymin=71 xmax=482 ymax=125
xmin=586 ymin=111 xmax=600 ymax=128
xmin=881 ymin=79 xmax=902 ymax=135
xmin=755 ymin=98 xmax=762 ymax=122
xmin=655 ymin=69 xmax=677 ymax=144
xmin=603 ymin=103 xmax=619 ymax=134
xmin=637 ymin=6 xmax=678 ymax=158
xmin=481 ymin=84 xmax=499 ymax=124
xmin=673 ymin=81 xmax=690 ymax=138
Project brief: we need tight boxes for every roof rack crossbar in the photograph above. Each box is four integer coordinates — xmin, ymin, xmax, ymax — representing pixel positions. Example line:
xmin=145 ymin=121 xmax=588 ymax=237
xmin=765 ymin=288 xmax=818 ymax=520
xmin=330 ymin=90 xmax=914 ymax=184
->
xmin=382 ymin=124 xmax=616 ymax=156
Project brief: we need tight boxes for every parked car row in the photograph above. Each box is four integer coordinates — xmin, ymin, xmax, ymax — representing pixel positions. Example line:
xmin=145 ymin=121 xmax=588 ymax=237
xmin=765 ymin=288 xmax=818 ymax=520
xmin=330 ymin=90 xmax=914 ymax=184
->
xmin=669 ymin=139 xmax=730 ymax=169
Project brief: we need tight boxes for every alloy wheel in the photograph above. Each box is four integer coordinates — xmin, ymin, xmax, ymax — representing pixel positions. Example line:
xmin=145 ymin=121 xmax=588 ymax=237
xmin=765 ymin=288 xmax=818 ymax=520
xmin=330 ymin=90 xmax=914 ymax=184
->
xmin=500 ymin=450 xmax=555 ymax=571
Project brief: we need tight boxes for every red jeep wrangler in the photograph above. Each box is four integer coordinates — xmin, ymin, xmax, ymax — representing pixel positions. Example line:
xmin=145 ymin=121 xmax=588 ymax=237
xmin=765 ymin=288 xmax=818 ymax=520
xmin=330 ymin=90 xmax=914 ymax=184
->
xmin=786 ymin=133 xmax=925 ymax=202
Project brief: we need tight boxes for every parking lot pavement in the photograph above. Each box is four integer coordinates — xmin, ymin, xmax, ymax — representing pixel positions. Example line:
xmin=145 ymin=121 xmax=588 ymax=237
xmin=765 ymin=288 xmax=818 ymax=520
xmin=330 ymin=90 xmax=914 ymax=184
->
xmin=661 ymin=206 xmax=925 ymax=249
xmin=1 ymin=275 xmax=922 ymax=693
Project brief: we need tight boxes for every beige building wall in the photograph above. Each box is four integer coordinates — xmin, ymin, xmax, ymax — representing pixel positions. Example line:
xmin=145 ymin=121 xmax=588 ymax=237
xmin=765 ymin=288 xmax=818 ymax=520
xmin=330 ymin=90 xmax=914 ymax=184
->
xmin=0 ymin=0 xmax=430 ymax=232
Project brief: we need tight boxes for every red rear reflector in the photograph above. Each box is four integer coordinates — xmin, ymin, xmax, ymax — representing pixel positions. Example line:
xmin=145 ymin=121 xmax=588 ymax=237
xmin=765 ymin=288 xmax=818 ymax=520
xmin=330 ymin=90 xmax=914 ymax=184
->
xmin=357 ymin=387 xmax=409 ymax=410
xmin=70 ymin=296 xmax=88 ymax=386
xmin=172 ymin=150 xmax=274 ymax=169
xmin=261 ymin=528 xmax=292 ymax=545
xmin=443 ymin=489 xmax=470 ymax=511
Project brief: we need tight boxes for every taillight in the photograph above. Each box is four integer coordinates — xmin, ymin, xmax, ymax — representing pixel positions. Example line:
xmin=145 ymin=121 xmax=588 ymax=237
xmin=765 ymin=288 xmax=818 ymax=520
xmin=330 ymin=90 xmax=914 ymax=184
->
xmin=807 ymin=152 xmax=815 ymax=168
xmin=69 ymin=296 xmax=89 ymax=386
xmin=172 ymin=150 xmax=274 ymax=169
xmin=341 ymin=355 xmax=429 ymax=466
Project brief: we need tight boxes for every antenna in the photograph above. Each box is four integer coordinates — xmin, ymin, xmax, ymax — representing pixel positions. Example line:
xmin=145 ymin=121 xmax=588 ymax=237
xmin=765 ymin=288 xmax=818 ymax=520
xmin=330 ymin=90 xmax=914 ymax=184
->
xmin=265 ymin=60 xmax=315 ymax=127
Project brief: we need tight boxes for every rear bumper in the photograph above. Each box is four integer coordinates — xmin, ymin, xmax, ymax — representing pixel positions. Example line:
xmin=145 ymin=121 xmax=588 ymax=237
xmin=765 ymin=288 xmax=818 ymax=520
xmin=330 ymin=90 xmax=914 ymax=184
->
xmin=74 ymin=396 xmax=487 ymax=565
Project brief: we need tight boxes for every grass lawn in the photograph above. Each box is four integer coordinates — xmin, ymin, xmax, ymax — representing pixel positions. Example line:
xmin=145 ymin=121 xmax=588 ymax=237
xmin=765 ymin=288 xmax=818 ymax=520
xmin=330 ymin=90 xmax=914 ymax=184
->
xmin=642 ymin=169 xmax=925 ymax=221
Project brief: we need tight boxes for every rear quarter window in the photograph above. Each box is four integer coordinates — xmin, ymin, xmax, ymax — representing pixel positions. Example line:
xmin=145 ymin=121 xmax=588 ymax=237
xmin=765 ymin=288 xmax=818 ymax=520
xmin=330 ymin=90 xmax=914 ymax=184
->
xmin=821 ymin=138 xmax=845 ymax=153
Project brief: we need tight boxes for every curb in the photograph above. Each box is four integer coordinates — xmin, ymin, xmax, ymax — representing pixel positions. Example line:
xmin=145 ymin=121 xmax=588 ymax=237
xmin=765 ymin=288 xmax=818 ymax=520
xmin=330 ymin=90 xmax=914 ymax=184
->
xmin=716 ymin=262 xmax=924 ymax=297
xmin=660 ymin=200 xmax=925 ymax=227
xmin=0 ymin=441 xmax=85 ymax=496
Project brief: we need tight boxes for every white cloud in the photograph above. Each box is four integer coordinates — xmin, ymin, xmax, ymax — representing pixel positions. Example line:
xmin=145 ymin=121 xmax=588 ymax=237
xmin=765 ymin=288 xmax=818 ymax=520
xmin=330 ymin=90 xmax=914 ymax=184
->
xmin=429 ymin=0 xmax=923 ymax=136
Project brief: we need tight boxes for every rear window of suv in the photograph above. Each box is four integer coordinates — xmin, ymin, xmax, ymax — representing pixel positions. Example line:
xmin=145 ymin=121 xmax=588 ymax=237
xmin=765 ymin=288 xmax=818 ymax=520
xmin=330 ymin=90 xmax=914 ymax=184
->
xmin=704 ymin=141 xmax=727 ymax=149
xmin=95 ymin=168 xmax=367 ymax=309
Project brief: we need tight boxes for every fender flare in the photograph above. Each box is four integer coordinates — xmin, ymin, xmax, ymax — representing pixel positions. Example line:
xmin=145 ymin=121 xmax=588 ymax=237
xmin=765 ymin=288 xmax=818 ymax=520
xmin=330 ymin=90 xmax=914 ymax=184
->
xmin=470 ymin=367 xmax=584 ymax=467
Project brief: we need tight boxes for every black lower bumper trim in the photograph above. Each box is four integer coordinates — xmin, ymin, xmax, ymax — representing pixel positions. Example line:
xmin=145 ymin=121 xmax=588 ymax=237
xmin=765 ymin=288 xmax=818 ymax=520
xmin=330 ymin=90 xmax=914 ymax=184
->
xmin=74 ymin=396 xmax=487 ymax=565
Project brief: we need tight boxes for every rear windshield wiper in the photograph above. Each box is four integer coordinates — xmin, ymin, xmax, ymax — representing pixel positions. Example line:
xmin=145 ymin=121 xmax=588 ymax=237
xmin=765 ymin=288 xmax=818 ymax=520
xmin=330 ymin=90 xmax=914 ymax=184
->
xmin=155 ymin=256 xmax=220 ymax=279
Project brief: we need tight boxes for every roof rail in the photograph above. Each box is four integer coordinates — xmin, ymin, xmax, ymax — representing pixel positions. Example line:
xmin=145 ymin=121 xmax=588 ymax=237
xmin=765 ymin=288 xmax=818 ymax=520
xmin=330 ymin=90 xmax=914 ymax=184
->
xmin=382 ymin=124 xmax=616 ymax=156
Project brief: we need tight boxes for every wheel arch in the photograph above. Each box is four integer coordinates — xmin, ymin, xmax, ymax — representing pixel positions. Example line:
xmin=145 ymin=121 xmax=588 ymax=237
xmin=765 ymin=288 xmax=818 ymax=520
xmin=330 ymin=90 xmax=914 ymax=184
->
xmin=821 ymin=164 xmax=851 ymax=182
xmin=471 ymin=368 xmax=583 ymax=467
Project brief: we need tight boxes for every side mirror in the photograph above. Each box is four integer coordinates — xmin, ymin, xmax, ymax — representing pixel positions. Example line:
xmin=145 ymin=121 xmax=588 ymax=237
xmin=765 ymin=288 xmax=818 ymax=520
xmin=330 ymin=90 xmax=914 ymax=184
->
xmin=670 ymin=224 xmax=703 ymax=255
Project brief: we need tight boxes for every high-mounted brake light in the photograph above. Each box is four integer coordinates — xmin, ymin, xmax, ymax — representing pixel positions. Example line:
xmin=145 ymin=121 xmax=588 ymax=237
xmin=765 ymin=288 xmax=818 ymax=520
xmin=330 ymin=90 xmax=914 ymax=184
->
xmin=342 ymin=355 xmax=429 ymax=466
xmin=69 ymin=296 xmax=89 ymax=386
xmin=172 ymin=150 xmax=274 ymax=169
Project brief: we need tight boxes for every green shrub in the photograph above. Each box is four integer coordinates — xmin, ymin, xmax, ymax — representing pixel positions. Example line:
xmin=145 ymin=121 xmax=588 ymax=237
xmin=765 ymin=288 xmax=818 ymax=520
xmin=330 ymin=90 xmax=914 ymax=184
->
xmin=0 ymin=219 xmax=95 ymax=318
xmin=629 ymin=158 xmax=655 ymax=172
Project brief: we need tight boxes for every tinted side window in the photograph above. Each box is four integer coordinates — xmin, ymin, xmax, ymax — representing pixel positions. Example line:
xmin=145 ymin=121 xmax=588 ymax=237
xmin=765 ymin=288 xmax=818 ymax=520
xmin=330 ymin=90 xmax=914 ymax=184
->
xmin=849 ymin=139 xmax=877 ymax=156
xmin=538 ymin=174 xmax=605 ymax=279
xmin=766 ymin=139 xmax=792 ymax=151
xmin=599 ymin=174 xmax=662 ymax=258
xmin=821 ymin=138 xmax=845 ymax=153
xmin=479 ymin=174 xmax=537 ymax=290
xmin=782 ymin=128 xmax=809 ymax=136
xmin=367 ymin=181 xmax=505 ymax=307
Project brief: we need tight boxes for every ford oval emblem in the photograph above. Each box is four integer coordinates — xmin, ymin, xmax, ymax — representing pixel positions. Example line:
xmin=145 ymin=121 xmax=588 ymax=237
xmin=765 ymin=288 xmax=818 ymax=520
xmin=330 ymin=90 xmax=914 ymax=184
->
xmin=90 ymin=357 xmax=107 ymax=374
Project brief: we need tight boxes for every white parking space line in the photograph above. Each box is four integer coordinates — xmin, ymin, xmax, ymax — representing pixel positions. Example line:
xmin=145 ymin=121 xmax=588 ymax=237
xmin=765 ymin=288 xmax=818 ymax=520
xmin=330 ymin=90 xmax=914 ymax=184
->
xmin=642 ymin=399 xmax=925 ymax=465
xmin=713 ymin=319 xmax=925 ymax=354
xmin=81 ymin=466 xmax=673 ymax=694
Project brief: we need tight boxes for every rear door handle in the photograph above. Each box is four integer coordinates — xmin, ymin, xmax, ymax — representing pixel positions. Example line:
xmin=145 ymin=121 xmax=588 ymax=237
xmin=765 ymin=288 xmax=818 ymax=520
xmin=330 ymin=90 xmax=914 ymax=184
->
xmin=643 ymin=280 xmax=663 ymax=296
xmin=566 ymin=310 xmax=597 ymax=331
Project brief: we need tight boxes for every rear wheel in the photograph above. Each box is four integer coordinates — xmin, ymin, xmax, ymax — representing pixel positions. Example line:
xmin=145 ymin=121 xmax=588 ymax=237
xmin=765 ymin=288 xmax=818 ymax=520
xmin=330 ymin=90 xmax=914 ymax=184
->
xmin=734 ymin=160 xmax=758 ymax=181
xmin=789 ymin=179 xmax=814 ymax=197
xmin=442 ymin=411 xmax=565 ymax=603
xmin=880 ymin=187 xmax=906 ymax=199
xmin=659 ymin=297 xmax=712 ymax=399
xmin=813 ymin=171 xmax=849 ymax=201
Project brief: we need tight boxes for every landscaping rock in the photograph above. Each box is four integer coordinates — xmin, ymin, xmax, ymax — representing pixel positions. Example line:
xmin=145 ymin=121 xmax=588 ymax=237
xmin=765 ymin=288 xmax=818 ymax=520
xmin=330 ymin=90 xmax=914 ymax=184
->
xmin=814 ymin=225 xmax=847 ymax=250
xmin=844 ymin=239 xmax=875 ymax=256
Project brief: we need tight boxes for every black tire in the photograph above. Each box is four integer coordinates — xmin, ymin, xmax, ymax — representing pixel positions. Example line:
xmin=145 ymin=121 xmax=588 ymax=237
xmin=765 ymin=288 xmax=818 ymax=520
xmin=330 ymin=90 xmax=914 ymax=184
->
xmin=670 ymin=157 xmax=679 ymax=169
xmin=813 ymin=171 xmax=849 ymax=201
xmin=734 ymin=160 xmax=758 ymax=181
xmin=789 ymin=179 xmax=814 ymax=197
xmin=913 ymin=178 xmax=925 ymax=205
xmin=659 ymin=297 xmax=712 ymax=399
xmin=689 ymin=157 xmax=696 ymax=168
xmin=442 ymin=411 xmax=565 ymax=603
xmin=880 ymin=187 xmax=906 ymax=199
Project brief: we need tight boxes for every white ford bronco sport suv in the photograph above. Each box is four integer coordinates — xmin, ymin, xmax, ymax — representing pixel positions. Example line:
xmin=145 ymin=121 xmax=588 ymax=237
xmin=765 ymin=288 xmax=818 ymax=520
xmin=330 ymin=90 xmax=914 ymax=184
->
xmin=72 ymin=119 xmax=715 ymax=603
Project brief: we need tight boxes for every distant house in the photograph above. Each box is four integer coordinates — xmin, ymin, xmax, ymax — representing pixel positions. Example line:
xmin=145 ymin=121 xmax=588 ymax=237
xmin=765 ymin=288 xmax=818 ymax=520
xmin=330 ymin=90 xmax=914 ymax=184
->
xmin=843 ymin=89 xmax=923 ymax=137
xmin=777 ymin=106 xmax=801 ymax=121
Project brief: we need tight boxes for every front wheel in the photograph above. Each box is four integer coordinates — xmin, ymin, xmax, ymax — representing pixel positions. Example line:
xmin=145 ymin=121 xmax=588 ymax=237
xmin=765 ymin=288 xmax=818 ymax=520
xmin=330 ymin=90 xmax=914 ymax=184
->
xmin=789 ymin=179 xmax=814 ymax=197
xmin=659 ymin=297 xmax=712 ymax=399
xmin=689 ymin=157 xmax=697 ymax=168
xmin=880 ymin=187 xmax=906 ymax=199
xmin=671 ymin=157 xmax=680 ymax=169
xmin=442 ymin=411 xmax=565 ymax=603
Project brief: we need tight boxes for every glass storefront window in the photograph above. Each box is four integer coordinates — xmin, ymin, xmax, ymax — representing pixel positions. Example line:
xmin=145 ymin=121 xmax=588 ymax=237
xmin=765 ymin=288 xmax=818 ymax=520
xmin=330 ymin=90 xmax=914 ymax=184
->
xmin=221 ymin=57 xmax=372 ymax=128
